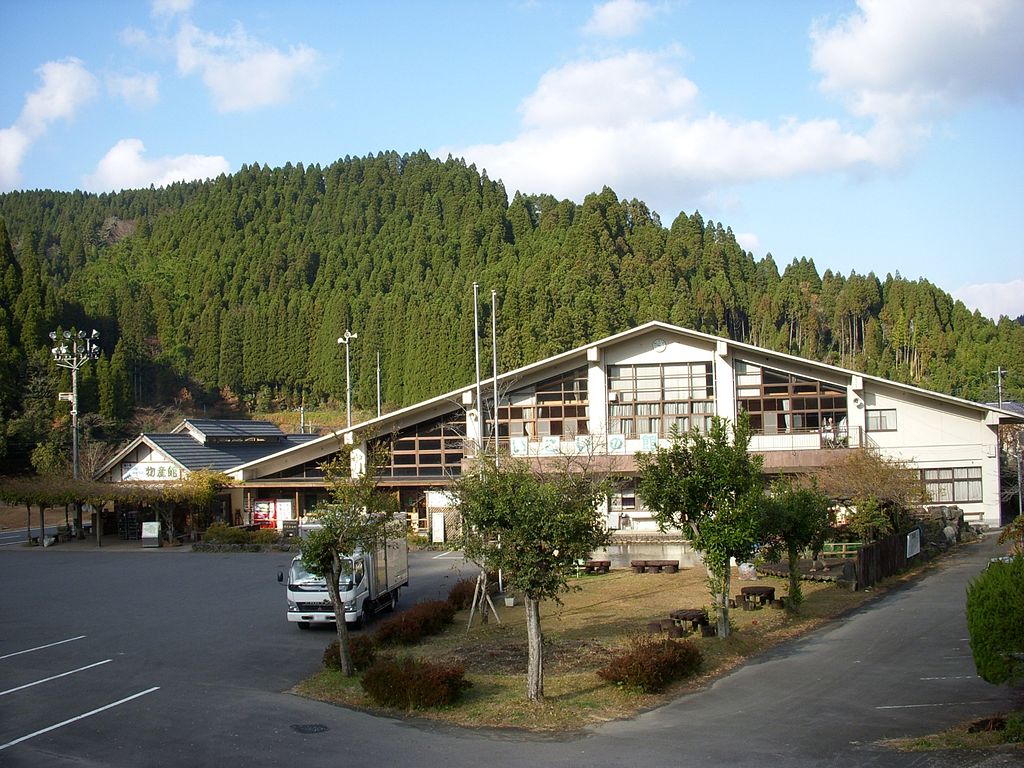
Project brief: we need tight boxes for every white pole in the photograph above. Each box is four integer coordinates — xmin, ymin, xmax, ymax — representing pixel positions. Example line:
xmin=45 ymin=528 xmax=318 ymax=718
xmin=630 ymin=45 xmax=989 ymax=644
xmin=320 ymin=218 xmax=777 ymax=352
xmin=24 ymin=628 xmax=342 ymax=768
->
xmin=473 ymin=283 xmax=482 ymax=457
xmin=491 ymin=288 xmax=499 ymax=465
xmin=376 ymin=351 xmax=381 ymax=418
xmin=345 ymin=342 xmax=352 ymax=428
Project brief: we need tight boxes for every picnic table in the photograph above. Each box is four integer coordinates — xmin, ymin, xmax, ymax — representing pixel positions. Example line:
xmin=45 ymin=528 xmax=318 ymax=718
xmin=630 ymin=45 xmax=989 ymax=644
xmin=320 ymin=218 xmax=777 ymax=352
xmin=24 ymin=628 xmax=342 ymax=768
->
xmin=629 ymin=559 xmax=679 ymax=574
xmin=739 ymin=585 xmax=776 ymax=606
xmin=583 ymin=559 xmax=610 ymax=574
xmin=669 ymin=608 xmax=709 ymax=630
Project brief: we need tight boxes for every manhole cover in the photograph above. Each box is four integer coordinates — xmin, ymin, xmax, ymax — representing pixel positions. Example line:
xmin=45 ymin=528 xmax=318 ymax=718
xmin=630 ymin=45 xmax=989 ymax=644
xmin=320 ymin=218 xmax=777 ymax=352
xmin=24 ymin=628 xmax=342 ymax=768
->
xmin=290 ymin=724 xmax=329 ymax=734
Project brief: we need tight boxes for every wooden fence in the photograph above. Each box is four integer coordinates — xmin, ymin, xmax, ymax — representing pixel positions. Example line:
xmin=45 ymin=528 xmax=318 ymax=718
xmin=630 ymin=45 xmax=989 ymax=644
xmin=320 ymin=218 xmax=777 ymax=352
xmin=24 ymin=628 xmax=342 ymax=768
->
xmin=855 ymin=530 xmax=909 ymax=589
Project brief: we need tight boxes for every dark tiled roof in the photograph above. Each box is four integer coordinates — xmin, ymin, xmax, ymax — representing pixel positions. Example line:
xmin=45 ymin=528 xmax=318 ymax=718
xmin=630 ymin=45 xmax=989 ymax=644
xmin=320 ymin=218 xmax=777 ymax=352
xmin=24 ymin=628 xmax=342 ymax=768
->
xmin=178 ymin=419 xmax=286 ymax=441
xmin=147 ymin=433 xmax=318 ymax=472
xmin=990 ymin=401 xmax=1024 ymax=417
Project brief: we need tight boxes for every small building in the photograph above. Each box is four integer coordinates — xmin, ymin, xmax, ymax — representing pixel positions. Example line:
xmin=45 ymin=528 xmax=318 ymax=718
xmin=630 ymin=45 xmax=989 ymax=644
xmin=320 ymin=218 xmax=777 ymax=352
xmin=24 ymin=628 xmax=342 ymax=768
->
xmin=100 ymin=322 xmax=1022 ymax=536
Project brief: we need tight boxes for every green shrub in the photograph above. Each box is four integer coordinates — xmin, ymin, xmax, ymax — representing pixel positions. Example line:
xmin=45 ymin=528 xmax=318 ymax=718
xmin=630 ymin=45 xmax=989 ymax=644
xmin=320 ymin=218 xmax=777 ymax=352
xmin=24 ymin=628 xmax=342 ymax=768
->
xmin=196 ymin=523 xmax=284 ymax=552
xmin=1004 ymin=710 xmax=1024 ymax=743
xmin=360 ymin=656 xmax=469 ymax=709
xmin=323 ymin=635 xmax=377 ymax=672
xmin=597 ymin=634 xmax=703 ymax=693
xmin=966 ymin=555 xmax=1024 ymax=685
xmin=374 ymin=600 xmax=455 ymax=646
xmin=446 ymin=578 xmax=477 ymax=610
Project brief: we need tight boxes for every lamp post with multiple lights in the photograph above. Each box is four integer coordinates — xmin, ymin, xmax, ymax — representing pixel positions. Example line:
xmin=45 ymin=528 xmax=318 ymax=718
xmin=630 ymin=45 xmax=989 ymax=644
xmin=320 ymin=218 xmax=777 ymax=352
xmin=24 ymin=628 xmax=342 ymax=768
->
xmin=49 ymin=329 xmax=101 ymax=480
xmin=337 ymin=329 xmax=358 ymax=428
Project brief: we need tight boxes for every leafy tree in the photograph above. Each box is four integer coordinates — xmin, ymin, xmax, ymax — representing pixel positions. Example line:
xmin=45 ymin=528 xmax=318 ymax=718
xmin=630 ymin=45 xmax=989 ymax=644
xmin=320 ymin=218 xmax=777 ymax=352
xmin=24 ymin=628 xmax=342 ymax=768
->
xmin=452 ymin=455 xmax=611 ymax=702
xmin=635 ymin=415 xmax=763 ymax=638
xmin=760 ymin=478 xmax=834 ymax=611
xmin=811 ymin=450 xmax=927 ymax=541
xmin=299 ymin=440 xmax=403 ymax=677
xmin=966 ymin=555 xmax=1024 ymax=685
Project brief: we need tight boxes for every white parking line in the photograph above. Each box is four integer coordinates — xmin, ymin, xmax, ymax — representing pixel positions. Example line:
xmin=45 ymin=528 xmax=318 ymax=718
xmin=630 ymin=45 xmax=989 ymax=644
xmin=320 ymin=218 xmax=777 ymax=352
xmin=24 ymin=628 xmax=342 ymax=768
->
xmin=0 ymin=659 xmax=112 ymax=697
xmin=0 ymin=636 xmax=86 ymax=660
xmin=919 ymin=675 xmax=978 ymax=681
xmin=432 ymin=551 xmax=463 ymax=559
xmin=876 ymin=700 xmax=997 ymax=710
xmin=0 ymin=687 xmax=160 ymax=751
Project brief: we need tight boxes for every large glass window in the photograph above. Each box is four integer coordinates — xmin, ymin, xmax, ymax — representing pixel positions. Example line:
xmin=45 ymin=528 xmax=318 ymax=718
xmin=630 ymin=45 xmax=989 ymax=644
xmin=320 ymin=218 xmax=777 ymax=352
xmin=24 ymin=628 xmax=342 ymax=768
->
xmin=921 ymin=467 xmax=982 ymax=503
xmin=735 ymin=360 xmax=847 ymax=435
xmin=374 ymin=414 xmax=465 ymax=478
xmin=495 ymin=367 xmax=589 ymax=440
xmin=608 ymin=362 xmax=715 ymax=437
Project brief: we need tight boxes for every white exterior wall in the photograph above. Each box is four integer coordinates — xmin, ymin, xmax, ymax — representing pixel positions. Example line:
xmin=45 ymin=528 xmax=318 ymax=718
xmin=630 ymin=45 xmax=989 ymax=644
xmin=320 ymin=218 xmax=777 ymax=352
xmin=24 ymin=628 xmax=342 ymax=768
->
xmin=862 ymin=384 xmax=1001 ymax=527
xmin=111 ymin=444 xmax=185 ymax=482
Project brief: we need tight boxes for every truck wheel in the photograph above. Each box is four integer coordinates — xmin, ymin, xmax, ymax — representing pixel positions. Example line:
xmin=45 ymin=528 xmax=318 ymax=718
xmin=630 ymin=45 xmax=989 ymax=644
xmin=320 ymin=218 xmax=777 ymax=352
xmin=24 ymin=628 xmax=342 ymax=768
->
xmin=388 ymin=591 xmax=398 ymax=612
xmin=296 ymin=621 xmax=310 ymax=630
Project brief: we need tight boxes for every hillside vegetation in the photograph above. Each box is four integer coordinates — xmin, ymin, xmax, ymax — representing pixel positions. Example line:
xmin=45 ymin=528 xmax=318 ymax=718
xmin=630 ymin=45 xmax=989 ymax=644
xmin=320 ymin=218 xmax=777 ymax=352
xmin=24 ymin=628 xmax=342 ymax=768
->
xmin=1 ymin=151 xmax=1021 ymax=471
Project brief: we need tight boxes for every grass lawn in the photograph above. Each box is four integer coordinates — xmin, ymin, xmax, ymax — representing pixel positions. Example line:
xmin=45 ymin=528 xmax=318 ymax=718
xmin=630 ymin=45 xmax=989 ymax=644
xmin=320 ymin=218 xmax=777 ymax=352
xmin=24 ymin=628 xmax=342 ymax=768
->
xmin=293 ymin=562 xmax=883 ymax=731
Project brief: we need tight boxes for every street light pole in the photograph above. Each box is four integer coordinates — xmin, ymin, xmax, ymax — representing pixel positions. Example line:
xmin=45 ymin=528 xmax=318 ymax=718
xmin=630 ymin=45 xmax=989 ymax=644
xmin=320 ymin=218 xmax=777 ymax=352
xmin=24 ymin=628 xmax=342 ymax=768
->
xmin=337 ymin=330 xmax=357 ymax=428
xmin=50 ymin=329 xmax=101 ymax=480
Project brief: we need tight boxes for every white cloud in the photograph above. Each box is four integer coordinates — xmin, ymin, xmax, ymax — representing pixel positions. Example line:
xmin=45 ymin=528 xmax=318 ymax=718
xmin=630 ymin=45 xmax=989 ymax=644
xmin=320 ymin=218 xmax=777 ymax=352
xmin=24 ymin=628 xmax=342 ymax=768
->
xmin=582 ymin=0 xmax=657 ymax=39
xmin=107 ymin=73 xmax=160 ymax=107
xmin=953 ymin=279 xmax=1024 ymax=322
xmin=20 ymin=58 xmax=98 ymax=136
xmin=83 ymin=138 xmax=229 ymax=192
xmin=440 ymin=51 xmax=882 ymax=209
xmin=174 ymin=21 xmax=321 ymax=112
xmin=734 ymin=233 xmax=760 ymax=254
xmin=0 ymin=57 xmax=97 ymax=191
xmin=521 ymin=51 xmax=697 ymax=129
xmin=152 ymin=0 xmax=194 ymax=17
xmin=811 ymin=0 xmax=1024 ymax=122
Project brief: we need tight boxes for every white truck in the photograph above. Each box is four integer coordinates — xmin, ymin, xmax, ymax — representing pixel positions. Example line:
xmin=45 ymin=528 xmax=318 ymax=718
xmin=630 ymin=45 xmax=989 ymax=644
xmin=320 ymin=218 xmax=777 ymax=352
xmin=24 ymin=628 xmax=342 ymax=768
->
xmin=279 ymin=535 xmax=409 ymax=629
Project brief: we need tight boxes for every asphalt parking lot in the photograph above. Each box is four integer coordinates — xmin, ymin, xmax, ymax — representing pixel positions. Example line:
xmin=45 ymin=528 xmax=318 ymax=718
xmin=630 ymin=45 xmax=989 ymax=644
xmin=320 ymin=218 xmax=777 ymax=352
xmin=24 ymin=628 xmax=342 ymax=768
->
xmin=0 ymin=546 xmax=473 ymax=767
xmin=1 ymin=536 xmax=1018 ymax=768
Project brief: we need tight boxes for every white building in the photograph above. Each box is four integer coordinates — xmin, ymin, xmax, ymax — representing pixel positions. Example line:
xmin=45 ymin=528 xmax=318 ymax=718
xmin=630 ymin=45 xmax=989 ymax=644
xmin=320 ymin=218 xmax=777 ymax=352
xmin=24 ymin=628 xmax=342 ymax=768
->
xmin=100 ymin=322 xmax=1021 ymax=533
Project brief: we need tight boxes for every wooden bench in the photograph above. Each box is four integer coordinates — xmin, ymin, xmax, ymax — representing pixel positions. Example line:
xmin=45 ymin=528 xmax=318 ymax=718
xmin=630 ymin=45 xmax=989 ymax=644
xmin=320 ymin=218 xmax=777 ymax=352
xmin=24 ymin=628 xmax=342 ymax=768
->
xmin=583 ymin=559 xmax=610 ymax=574
xmin=629 ymin=559 xmax=680 ymax=574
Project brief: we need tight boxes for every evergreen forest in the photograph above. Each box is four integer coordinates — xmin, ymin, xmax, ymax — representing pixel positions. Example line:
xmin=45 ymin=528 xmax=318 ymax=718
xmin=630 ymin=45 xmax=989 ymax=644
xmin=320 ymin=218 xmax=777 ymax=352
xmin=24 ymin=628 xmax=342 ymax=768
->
xmin=1 ymin=151 xmax=1021 ymax=474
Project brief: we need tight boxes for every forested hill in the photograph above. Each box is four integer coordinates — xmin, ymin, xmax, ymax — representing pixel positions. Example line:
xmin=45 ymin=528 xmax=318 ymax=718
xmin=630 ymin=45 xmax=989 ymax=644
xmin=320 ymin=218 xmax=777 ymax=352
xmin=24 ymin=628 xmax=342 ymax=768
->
xmin=1 ymin=151 xmax=1021 ymax=469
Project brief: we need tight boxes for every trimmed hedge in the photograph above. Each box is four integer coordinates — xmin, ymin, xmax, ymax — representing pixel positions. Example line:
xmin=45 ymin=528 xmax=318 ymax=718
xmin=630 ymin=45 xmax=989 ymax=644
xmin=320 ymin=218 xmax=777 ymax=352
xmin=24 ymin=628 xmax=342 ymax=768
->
xmin=361 ymin=656 xmax=469 ymax=709
xmin=322 ymin=635 xmax=377 ymax=672
xmin=597 ymin=634 xmax=703 ymax=693
xmin=966 ymin=554 xmax=1024 ymax=685
xmin=374 ymin=600 xmax=455 ymax=646
xmin=192 ymin=523 xmax=289 ymax=552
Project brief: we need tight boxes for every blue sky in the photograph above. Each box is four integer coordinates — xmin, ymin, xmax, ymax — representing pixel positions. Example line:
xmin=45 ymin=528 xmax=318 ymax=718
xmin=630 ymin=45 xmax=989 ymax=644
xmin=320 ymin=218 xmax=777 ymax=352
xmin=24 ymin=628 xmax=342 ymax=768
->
xmin=2 ymin=0 xmax=1022 ymax=320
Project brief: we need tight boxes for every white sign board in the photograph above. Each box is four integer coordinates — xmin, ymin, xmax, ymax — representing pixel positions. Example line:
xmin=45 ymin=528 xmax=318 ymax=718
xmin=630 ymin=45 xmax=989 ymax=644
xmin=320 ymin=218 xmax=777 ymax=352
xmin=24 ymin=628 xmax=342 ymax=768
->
xmin=123 ymin=461 xmax=180 ymax=481
xmin=906 ymin=528 xmax=921 ymax=558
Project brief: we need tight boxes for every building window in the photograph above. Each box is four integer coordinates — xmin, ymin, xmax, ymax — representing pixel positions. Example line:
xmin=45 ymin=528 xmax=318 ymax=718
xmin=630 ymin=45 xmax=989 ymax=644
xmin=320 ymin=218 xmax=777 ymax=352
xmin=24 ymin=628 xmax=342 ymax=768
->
xmin=921 ymin=467 xmax=982 ymax=503
xmin=607 ymin=361 xmax=715 ymax=437
xmin=735 ymin=360 xmax=847 ymax=435
xmin=866 ymin=408 xmax=897 ymax=432
xmin=374 ymin=414 xmax=465 ymax=478
xmin=495 ymin=367 xmax=590 ymax=441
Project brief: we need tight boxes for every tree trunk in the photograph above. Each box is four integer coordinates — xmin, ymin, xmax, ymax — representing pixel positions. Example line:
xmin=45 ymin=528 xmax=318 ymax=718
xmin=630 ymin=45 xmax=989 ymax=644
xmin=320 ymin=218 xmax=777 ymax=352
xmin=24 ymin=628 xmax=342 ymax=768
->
xmin=525 ymin=596 xmax=544 ymax=702
xmin=786 ymin=543 xmax=803 ymax=612
xmin=38 ymin=503 xmax=45 ymax=545
xmin=708 ymin=563 xmax=731 ymax=638
xmin=327 ymin=556 xmax=354 ymax=676
xmin=25 ymin=503 xmax=32 ymax=544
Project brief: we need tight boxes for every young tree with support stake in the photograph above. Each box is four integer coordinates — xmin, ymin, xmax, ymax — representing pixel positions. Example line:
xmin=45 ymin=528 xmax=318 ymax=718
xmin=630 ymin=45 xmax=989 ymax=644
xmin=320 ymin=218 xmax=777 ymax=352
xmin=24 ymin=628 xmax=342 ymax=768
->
xmin=760 ymin=478 xmax=833 ymax=612
xmin=635 ymin=414 xmax=764 ymax=638
xmin=452 ymin=455 xmax=611 ymax=702
xmin=300 ymin=441 xmax=403 ymax=677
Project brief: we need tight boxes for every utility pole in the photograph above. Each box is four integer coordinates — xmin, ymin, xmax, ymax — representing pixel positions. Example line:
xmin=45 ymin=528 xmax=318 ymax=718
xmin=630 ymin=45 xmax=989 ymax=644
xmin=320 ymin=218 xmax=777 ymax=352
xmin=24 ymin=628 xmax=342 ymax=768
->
xmin=992 ymin=366 xmax=1006 ymax=408
xmin=49 ymin=329 xmax=101 ymax=481
xmin=337 ymin=330 xmax=357 ymax=428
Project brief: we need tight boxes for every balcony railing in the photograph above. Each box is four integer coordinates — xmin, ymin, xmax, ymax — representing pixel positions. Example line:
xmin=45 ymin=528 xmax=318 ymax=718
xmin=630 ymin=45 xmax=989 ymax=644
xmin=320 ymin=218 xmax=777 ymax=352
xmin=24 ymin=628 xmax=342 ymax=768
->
xmin=749 ymin=426 xmax=863 ymax=452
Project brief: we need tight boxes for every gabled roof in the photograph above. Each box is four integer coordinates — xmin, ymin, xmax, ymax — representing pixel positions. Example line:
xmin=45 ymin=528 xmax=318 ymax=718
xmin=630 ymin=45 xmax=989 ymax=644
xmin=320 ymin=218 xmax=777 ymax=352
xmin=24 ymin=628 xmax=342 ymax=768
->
xmin=95 ymin=426 xmax=318 ymax=480
xmin=171 ymin=418 xmax=287 ymax=442
xmin=163 ymin=322 xmax=1024 ymax=481
xmin=148 ymin=433 xmax=316 ymax=471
